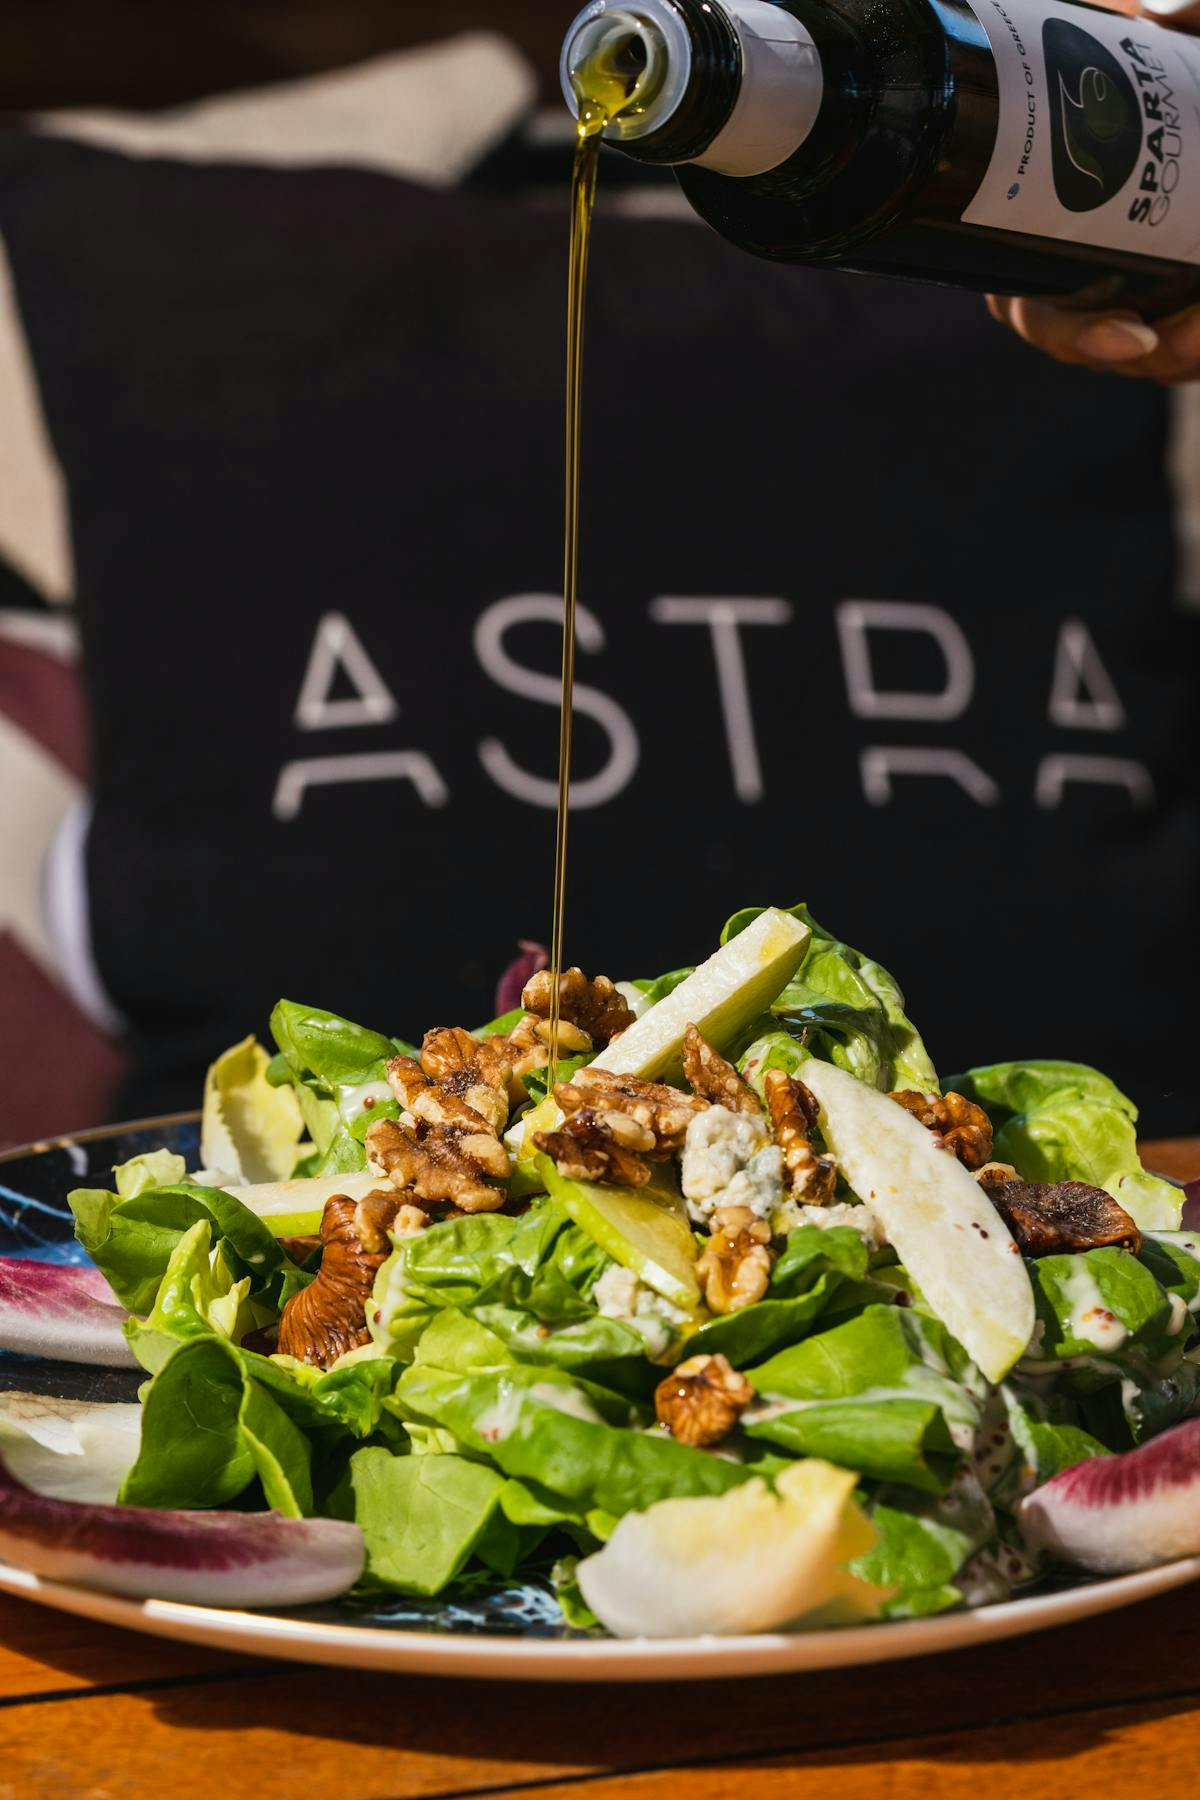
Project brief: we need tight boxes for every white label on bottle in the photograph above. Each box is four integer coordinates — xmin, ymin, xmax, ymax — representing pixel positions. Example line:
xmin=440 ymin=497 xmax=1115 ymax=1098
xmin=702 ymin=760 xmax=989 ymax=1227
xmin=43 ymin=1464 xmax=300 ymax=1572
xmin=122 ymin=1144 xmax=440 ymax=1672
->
xmin=962 ymin=0 xmax=1200 ymax=264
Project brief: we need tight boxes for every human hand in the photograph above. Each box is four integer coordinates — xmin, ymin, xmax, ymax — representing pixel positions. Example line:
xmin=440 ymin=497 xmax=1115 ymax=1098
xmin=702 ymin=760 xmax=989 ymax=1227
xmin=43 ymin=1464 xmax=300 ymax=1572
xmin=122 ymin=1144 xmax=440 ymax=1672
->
xmin=985 ymin=0 xmax=1200 ymax=382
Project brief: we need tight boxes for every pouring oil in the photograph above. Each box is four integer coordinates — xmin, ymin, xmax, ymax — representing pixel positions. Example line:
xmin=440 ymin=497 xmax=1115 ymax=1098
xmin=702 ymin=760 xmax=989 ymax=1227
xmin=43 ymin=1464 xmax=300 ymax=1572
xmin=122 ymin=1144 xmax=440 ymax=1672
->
xmin=547 ymin=30 xmax=652 ymax=1078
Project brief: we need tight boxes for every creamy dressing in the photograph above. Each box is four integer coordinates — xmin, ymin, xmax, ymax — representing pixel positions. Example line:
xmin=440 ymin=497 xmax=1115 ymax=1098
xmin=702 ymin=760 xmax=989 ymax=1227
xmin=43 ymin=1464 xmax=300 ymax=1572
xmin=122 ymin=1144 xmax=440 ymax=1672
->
xmin=530 ymin=1382 xmax=606 ymax=1424
xmin=337 ymin=1078 xmax=395 ymax=1126
xmin=1059 ymin=1262 xmax=1128 ymax=1351
xmin=1166 ymin=1293 xmax=1190 ymax=1337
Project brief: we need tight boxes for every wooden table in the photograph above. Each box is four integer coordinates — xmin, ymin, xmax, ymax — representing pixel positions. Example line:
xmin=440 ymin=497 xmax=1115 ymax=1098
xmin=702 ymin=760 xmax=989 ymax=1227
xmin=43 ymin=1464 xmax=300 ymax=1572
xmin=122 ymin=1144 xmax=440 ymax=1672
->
xmin=1 ymin=1140 xmax=1197 ymax=1800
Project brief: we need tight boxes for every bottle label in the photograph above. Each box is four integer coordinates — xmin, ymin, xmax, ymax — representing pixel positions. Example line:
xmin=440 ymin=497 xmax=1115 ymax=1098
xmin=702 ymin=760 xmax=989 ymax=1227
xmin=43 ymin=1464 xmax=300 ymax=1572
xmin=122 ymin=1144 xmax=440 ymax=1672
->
xmin=962 ymin=0 xmax=1200 ymax=264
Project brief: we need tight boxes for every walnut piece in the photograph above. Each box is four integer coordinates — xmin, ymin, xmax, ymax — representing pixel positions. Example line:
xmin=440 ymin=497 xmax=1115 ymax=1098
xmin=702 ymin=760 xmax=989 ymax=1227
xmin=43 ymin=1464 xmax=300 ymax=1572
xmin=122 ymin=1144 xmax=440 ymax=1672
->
xmin=683 ymin=1024 xmax=762 ymax=1117
xmin=696 ymin=1205 xmax=773 ymax=1314
xmin=558 ymin=1067 xmax=707 ymax=1155
xmin=889 ymin=1089 xmax=993 ymax=1170
xmin=532 ymin=1118 xmax=652 ymax=1188
xmin=366 ymin=1114 xmax=509 ymax=1213
xmin=277 ymin=1192 xmax=397 ymax=1369
xmin=522 ymin=966 xmax=635 ymax=1047
xmin=419 ymin=1027 xmax=513 ymax=1135
xmin=975 ymin=1160 xmax=1020 ymax=1185
xmin=655 ymin=1353 xmax=753 ymax=1447
xmin=980 ymin=1177 xmax=1142 ymax=1257
xmin=535 ymin=1066 xmax=710 ymax=1189
xmin=762 ymin=1069 xmax=837 ymax=1202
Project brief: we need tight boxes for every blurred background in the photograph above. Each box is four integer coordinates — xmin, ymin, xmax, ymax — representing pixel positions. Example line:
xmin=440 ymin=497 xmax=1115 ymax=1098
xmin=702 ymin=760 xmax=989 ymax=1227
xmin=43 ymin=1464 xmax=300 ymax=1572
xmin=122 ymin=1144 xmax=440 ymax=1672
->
xmin=1 ymin=0 xmax=1198 ymax=1147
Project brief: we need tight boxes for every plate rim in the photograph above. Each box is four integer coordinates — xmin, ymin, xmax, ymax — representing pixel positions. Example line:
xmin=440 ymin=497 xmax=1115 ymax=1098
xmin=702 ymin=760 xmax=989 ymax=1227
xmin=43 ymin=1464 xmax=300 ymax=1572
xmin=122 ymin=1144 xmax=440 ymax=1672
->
xmin=1 ymin=1555 xmax=1198 ymax=1681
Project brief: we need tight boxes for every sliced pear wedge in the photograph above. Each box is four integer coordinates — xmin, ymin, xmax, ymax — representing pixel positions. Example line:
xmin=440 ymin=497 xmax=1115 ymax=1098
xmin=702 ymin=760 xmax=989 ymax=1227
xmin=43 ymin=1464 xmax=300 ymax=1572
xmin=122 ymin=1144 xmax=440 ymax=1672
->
xmin=800 ymin=1060 xmax=1035 ymax=1383
xmin=536 ymin=1154 xmax=701 ymax=1311
xmin=591 ymin=907 xmax=810 ymax=1083
xmin=222 ymin=1171 xmax=380 ymax=1239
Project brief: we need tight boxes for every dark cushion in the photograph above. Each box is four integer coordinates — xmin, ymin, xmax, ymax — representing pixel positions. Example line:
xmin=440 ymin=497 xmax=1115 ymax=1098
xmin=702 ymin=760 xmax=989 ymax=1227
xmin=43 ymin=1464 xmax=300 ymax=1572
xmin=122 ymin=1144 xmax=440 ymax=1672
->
xmin=0 ymin=129 xmax=1196 ymax=1130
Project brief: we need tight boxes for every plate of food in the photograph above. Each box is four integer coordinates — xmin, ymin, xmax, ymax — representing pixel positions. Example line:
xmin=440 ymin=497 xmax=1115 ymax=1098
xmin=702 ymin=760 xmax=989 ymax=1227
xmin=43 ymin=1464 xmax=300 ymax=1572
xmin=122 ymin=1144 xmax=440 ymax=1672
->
xmin=2 ymin=903 xmax=1199 ymax=1682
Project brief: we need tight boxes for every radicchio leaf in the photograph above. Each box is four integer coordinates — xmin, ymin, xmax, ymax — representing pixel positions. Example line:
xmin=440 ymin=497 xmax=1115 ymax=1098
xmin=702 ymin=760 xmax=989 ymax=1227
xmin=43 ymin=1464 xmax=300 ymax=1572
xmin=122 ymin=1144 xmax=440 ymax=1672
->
xmin=0 ymin=1258 xmax=136 ymax=1367
xmin=495 ymin=941 xmax=549 ymax=1017
xmin=1020 ymin=1415 xmax=1200 ymax=1574
xmin=0 ymin=1458 xmax=364 ymax=1605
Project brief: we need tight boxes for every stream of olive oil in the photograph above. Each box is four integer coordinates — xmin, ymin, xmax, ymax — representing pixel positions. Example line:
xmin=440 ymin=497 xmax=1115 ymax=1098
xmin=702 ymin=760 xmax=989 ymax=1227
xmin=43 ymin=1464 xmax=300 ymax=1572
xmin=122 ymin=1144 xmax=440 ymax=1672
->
xmin=548 ymin=44 xmax=646 ymax=1077
xmin=550 ymin=42 xmax=651 ymax=1072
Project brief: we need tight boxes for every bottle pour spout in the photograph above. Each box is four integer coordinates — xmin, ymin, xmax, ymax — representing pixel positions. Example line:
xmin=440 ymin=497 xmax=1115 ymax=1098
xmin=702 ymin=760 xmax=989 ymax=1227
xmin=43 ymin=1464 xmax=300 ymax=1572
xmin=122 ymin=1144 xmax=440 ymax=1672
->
xmin=560 ymin=0 xmax=823 ymax=178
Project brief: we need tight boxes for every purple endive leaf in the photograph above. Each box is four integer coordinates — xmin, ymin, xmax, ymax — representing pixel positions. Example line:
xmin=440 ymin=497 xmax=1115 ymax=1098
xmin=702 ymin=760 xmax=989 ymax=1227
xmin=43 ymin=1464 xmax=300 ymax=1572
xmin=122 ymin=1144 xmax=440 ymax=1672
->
xmin=495 ymin=939 xmax=549 ymax=1017
xmin=1181 ymin=1178 xmax=1200 ymax=1232
xmin=0 ymin=1257 xmax=137 ymax=1367
xmin=1020 ymin=1415 xmax=1200 ymax=1574
xmin=0 ymin=1458 xmax=364 ymax=1606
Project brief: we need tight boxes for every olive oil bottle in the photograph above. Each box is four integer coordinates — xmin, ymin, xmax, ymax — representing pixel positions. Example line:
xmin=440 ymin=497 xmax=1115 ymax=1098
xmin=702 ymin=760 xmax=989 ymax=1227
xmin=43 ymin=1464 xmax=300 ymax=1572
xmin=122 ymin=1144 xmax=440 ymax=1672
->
xmin=560 ymin=0 xmax=1200 ymax=310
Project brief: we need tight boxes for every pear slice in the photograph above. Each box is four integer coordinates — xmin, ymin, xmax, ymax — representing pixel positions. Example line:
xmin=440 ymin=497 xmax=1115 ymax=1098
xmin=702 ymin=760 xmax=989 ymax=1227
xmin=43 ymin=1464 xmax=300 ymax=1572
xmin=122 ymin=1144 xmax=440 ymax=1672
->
xmin=222 ymin=1171 xmax=380 ymax=1239
xmin=800 ymin=1060 xmax=1035 ymax=1383
xmin=593 ymin=907 xmax=810 ymax=1083
xmin=537 ymin=1154 xmax=701 ymax=1311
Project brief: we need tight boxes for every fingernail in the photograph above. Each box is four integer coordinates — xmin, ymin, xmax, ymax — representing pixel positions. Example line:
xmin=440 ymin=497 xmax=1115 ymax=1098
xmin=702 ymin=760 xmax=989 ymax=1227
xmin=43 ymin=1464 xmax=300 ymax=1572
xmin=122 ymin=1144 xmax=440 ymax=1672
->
xmin=1074 ymin=317 xmax=1159 ymax=361
xmin=1141 ymin=0 xmax=1196 ymax=14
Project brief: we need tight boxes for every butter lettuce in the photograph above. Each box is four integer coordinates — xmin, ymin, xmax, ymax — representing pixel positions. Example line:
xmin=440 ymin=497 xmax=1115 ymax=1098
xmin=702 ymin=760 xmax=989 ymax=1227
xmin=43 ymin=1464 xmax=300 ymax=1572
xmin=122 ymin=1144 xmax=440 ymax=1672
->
xmin=743 ymin=1308 xmax=980 ymax=1492
xmin=370 ymin=1202 xmax=612 ymax=1360
xmin=69 ymin=1181 xmax=287 ymax=1315
xmin=723 ymin=904 xmax=938 ymax=1092
xmin=113 ymin=1150 xmax=188 ymax=1198
xmin=350 ymin=1448 xmax=508 ymax=1594
xmin=395 ymin=1359 xmax=753 ymax=1519
xmin=119 ymin=1336 xmax=313 ymax=1516
xmin=268 ymin=999 xmax=407 ymax=1171
xmin=948 ymin=1060 xmax=1181 ymax=1230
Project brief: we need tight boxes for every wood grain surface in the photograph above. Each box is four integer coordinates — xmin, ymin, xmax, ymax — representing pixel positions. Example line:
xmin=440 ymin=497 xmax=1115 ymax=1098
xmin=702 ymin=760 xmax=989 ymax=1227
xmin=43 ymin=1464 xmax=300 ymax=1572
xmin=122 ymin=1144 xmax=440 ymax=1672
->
xmin=0 ymin=1137 xmax=1197 ymax=1799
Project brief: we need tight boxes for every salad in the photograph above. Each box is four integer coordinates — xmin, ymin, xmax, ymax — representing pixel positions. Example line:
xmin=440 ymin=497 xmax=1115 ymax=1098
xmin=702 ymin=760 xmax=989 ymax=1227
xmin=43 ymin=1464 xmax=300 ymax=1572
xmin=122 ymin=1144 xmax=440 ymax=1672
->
xmin=1 ymin=901 xmax=1199 ymax=1637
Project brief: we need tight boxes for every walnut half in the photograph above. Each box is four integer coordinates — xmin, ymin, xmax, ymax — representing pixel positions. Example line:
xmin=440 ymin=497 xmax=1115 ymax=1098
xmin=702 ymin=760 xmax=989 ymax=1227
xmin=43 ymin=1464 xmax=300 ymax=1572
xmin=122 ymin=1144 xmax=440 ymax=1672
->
xmin=277 ymin=1190 xmax=399 ymax=1369
xmin=521 ymin=967 xmax=635 ymax=1047
xmin=763 ymin=1069 xmax=837 ymax=1202
xmin=366 ymin=1114 xmax=509 ymax=1213
xmin=655 ymin=1353 xmax=753 ymax=1447
xmin=696 ymin=1205 xmax=773 ymax=1314
xmin=683 ymin=1024 xmax=763 ymax=1117
xmin=890 ymin=1089 xmax=993 ymax=1170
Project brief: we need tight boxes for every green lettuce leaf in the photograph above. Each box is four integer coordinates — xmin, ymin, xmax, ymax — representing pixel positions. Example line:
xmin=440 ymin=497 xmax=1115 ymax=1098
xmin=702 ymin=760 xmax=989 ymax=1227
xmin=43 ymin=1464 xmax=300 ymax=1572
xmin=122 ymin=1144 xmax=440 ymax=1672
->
xmin=743 ymin=1307 xmax=981 ymax=1492
xmin=395 ymin=1361 xmax=752 ymax=1518
xmin=371 ymin=1203 xmax=611 ymax=1359
xmin=723 ymin=904 xmax=937 ymax=1092
xmin=118 ymin=1336 xmax=312 ymax=1516
xmin=349 ymin=1448 xmax=507 ymax=1594
xmin=685 ymin=1226 xmax=869 ymax=1366
xmin=69 ymin=1182 xmax=286 ymax=1315
xmin=1028 ymin=1247 xmax=1177 ymax=1365
xmin=122 ymin=1220 xmax=255 ymax=1372
xmin=947 ymin=1061 xmax=1179 ymax=1229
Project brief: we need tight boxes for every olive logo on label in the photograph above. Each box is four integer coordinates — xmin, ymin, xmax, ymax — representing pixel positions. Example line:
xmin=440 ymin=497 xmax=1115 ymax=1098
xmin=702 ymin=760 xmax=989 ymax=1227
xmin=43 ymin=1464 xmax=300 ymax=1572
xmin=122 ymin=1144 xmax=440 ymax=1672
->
xmin=1043 ymin=20 xmax=1141 ymax=211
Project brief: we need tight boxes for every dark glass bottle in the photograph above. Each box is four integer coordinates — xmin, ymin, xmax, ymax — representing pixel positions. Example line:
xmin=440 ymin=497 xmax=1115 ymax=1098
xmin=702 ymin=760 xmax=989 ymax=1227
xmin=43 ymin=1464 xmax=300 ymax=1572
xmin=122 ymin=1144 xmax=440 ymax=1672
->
xmin=560 ymin=0 xmax=1200 ymax=309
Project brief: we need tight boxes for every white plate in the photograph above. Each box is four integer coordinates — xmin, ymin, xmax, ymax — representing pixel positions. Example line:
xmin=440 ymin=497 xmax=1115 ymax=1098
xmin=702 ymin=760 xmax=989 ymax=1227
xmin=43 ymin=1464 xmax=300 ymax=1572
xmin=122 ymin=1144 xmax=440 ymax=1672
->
xmin=2 ymin=1555 xmax=1198 ymax=1681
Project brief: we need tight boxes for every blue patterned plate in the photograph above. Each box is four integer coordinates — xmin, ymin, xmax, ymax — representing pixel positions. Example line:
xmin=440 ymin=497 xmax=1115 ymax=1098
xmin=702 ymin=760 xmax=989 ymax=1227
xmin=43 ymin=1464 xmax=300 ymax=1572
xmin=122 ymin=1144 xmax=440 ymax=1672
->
xmin=1 ymin=1119 xmax=1198 ymax=1680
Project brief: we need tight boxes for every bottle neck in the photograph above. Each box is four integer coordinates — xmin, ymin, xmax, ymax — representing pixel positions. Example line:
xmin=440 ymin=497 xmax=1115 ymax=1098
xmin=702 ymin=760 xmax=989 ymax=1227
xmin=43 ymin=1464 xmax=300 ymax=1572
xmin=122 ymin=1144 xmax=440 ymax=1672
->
xmin=560 ymin=0 xmax=824 ymax=177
